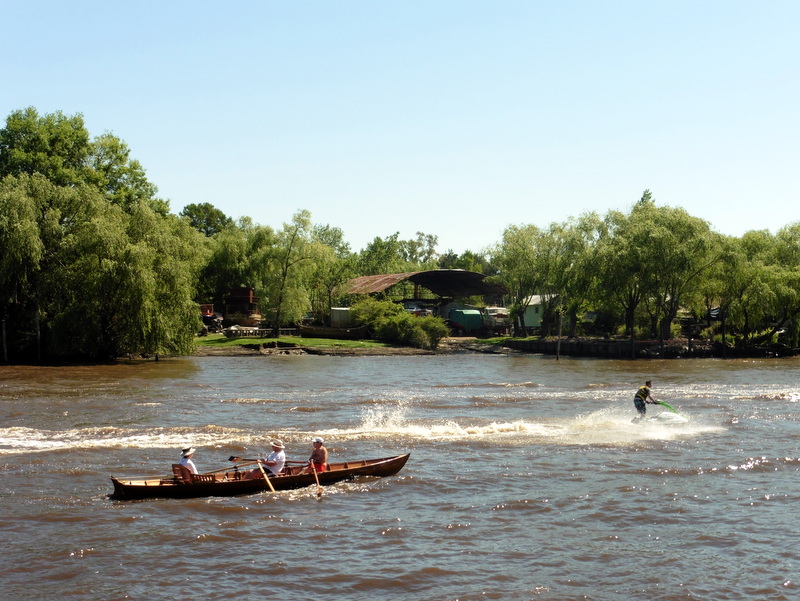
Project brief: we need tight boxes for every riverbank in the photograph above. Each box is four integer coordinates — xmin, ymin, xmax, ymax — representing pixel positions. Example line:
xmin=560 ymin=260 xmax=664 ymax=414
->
xmin=193 ymin=335 xmax=798 ymax=359
xmin=192 ymin=337 xmax=490 ymax=356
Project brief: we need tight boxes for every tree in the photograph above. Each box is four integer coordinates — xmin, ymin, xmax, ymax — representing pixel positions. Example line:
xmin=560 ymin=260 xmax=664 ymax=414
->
xmin=357 ymin=233 xmax=408 ymax=275
xmin=438 ymin=249 xmax=494 ymax=274
xmin=491 ymin=224 xmax=542 ymax=335
xmin=0 ymin=107 xmax=93 ymax=187
xmin=0 ymin=173 xmax=205 ymax=360
xmin=90 ymin=132 xmax=168 ymax=215
xmin=180 ymin=202 xmax=234 ymax=236
xmin=258 ymin=211 xmax=315 ymax=337
xmin=640 ymin=204 xmax=719 ymax=343
xmin=594 ymin=193 xmax=655 ymax=345
xmin=699 ymin=234 xmax=767 ymax=352
xmin=399 ymin=232 xmax=439 ymax=267
xmin=542 ymin=214 xmax=604 ymax=340
xmin=308 ymin=224 xmax=357 ymax=321
xmin=0 ymin=108 xmax=204 ymax=361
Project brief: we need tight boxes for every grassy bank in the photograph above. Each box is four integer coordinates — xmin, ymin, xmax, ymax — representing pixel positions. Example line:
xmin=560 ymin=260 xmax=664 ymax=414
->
xmin=195 ymin=333 xmax=394 ymax=350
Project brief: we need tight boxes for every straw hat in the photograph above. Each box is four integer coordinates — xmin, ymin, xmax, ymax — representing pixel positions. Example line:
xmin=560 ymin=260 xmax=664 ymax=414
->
xmin=270 ymin=439 xmax=286 ymax=449
xmin=181 ymin=447 xmax=196 ymax=457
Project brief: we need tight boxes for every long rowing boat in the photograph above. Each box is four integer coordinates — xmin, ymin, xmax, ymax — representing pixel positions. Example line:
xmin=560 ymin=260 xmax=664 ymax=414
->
xmin=109 ymin=453 xmax=410 ymax=500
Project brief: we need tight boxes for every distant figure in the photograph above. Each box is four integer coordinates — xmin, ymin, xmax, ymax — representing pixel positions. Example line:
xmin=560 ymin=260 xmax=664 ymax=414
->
xmin=303 ymin=436 xmax=328 ymax=474
xmin=633 ymin=380 xmax=657 ymax=419
xmin=179 ymin=447 xmax=198 ymax=474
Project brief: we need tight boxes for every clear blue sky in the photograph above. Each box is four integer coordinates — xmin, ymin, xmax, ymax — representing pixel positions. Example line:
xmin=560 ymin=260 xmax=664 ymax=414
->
xmin=3 ymin=1 xmax=798 ymax=255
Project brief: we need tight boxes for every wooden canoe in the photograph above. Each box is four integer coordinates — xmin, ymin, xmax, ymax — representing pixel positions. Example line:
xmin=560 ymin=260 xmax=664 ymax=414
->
xmin=109 ymin=453 xmax=410 ymax=500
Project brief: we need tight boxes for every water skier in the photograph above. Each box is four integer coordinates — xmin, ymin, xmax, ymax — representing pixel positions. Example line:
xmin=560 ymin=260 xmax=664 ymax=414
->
xmin=633 ymin=380 xmax=657 ymax=421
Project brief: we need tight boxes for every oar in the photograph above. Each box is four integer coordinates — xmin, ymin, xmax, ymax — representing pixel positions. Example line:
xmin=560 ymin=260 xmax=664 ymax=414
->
xmin=205 ymin=464 xmax=252 ymax=475
xmin=229 ymin=456 xmax=275 ymax=492
xmin=256 ymin=461 xmax=276 ymax=493
xmin=309 ymin=462 xmax=323 ymax=498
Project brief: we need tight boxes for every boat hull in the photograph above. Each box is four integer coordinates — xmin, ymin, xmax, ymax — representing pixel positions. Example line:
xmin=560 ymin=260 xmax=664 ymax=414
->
xmin=110 ymin=453 xmax=410 ymax=500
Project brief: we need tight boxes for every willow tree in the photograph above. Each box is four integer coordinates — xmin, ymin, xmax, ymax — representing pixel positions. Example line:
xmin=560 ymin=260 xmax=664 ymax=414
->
xmin=594 ymin=194 xmax=655 ymax=343
xmin=542 ymin=213 xmax=604 ymax=339
xmin=761 ymin=224 xmax=800 ymax=346
xmin=0 ymin=174 xmax=50 ymax=361
xmin=492 ymin=224 xmax=542 ymax=335
xmin=0 ymin=108 xmax=204 ymax=361
xmin=308 ymin=224 xmax=357 ymax=321
xmin=593 ymin=191 xmax=719 ymax=349
xmin=258 ymin=210 xmax=316 ymax=337
xmin=640 ymin=203 xmax=720 ymax=342
xmin=0 ymin=174 xmax=204 ymax=360
xmin=91 ymin=132 xmax=168 ymax=215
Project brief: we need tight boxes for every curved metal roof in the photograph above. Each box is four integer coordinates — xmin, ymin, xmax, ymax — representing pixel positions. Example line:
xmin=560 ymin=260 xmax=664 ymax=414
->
xmin=344 ymin=270 xmax=507 ymax=297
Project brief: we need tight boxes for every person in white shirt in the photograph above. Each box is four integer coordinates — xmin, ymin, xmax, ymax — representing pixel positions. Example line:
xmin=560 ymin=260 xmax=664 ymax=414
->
xmin=179 ymin=447 xmax=198 ymax=474
xmin=260 ymin=440 xmax=286 ymax=476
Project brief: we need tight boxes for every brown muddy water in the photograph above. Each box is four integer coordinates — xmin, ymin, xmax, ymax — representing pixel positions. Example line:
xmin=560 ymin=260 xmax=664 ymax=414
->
xmin=1 ymin=354 xmax=799 ymax=601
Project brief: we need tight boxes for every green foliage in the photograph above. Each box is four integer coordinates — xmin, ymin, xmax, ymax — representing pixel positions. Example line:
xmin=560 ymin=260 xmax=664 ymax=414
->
xmin=180 ymin=202 xmax=233 ymax=236
xmin=438 ymin=249 xmax=496 ymax=274
xmin=375 ymin=312 xmax=429 ymax=348
xmin=416 ymin=315 xmax=450 ymax=350
xmin=91 ymin=132 xmax=167 ymax=215
xmin=0 ymin=107 xmax=93 ymax=186
xmin=350 ymin=297 xmax=447 ymax=349
xmin=356 ymin=231 xmax=440 ymax=276
xmin=258 ymin=210 xmax=315 ymax=335
xmin=0 ymin=109 xmax=204 ymax=361
xmin=7 ymin=107 xmax=800 ymax=358
xmin=350 ymin=297 xmax=403 ymax=326
xmin=307 ymin=223 xmax=356 ymax=319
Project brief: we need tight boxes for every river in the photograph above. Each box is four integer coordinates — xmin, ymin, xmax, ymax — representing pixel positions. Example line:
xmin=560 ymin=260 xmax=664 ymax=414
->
xmin=1 ymin=353 xmax=799 ymax=600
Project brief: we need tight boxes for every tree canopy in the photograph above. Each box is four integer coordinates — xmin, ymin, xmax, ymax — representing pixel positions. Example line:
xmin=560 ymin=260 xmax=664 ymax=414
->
xmin=3 ymin=106 xmax=800 ymax=361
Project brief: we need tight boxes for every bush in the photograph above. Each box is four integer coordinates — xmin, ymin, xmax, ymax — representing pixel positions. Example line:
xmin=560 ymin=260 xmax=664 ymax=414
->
xmin=376 ymin=312 xmax=427 ymax=348
xmin=418 ymin=315 xmax=450 ymax=350
xmin=350 ymin=297 xmax=403 ymax=327
xmin=699 ymin=326 xmax=716 ymax=340
xmin=350 ymin=297 xmax=449 ymax=350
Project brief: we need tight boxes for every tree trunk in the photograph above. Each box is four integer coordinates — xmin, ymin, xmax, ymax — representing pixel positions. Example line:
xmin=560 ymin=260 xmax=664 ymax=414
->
xmin=36 ymin=309 xmax=41 ymax=363
xmin=556 ymin=311 xmax=563 ymax=361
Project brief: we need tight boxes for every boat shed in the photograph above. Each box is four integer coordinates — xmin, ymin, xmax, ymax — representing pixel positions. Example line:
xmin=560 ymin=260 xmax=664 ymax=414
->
xmin=344 ymin=269 xmax=507 ymax=298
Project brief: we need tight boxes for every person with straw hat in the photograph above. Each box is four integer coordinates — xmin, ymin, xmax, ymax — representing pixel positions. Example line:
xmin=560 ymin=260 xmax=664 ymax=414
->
xmin=259 ymin=439 xmax=286 ymax=477
xmin=179 ymin=447 xmax=198 ymax=474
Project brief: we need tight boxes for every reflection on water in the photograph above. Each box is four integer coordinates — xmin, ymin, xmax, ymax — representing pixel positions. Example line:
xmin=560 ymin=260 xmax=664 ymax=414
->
xmin=1 ymin=354 xmax=799 ymax=600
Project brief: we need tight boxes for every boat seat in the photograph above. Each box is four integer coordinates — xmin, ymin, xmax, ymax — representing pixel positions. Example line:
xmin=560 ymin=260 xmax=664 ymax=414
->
xmin=191 ymin=473 xmax=216 ymax=483
xmin=171 ymin=464 xmax=193 ymax=484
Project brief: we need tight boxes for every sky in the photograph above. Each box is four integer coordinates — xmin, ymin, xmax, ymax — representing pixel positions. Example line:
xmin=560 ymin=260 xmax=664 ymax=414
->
xmin=3 ymin=1 xmax=798 ymax=255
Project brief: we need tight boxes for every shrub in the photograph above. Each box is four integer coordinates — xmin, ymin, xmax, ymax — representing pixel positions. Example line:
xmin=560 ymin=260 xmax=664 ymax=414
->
xmin=418 ymin=315 xmax=450 ymax=350
xmin=350 ymin=297 xmax=449 ymax=350
xmin=350 ymin=297 xmax=403 ymax=327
